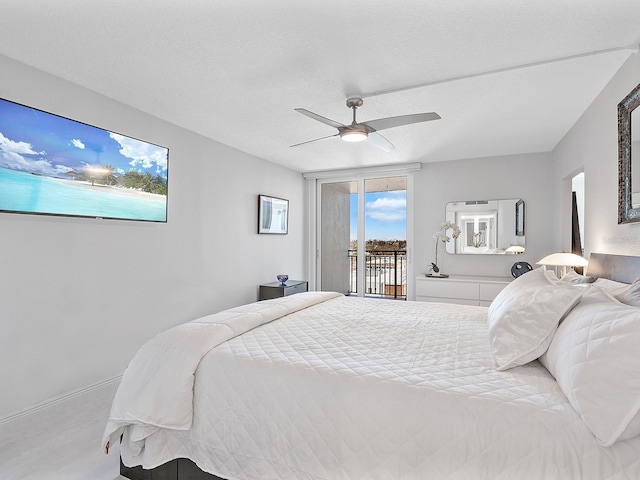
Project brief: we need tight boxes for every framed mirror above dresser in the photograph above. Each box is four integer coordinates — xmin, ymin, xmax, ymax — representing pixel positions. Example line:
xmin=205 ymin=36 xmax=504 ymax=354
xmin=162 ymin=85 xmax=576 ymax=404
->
xmin=444 ymin=199 xmax=526 ymax=255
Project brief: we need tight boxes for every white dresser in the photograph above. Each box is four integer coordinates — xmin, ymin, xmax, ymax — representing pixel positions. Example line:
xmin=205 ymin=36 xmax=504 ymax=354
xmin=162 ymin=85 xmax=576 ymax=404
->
xmin=415 ymin=275 xmax=512 ymax=306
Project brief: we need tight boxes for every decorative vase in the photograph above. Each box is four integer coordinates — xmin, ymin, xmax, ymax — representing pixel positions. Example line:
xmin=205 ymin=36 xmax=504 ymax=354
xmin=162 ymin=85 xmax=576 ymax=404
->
xmin=276 ymin=274 xmax=288 ymax=286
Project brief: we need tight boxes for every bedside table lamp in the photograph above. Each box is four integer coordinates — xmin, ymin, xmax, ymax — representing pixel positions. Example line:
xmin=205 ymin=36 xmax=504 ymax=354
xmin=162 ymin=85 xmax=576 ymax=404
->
xmin=536 ymin=252 xmax=589 ymax=277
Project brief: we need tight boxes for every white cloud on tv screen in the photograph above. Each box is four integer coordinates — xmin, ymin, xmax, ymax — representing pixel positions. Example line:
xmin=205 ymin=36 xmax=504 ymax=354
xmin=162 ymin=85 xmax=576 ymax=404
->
xmin=0 ymin=131 xmax=66 ymax=176
xmin=71 ymin=138 xmax=85 ymax=149
xmin=0 ymin=131 xmax=44 ymax=156
xmin=109 ymin=133 xmax=167 ymax=172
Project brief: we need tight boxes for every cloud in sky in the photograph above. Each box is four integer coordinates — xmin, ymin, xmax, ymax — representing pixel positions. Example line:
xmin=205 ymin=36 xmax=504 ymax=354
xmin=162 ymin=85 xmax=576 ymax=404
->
xmin=366 ymin=193 xmax=406 ymax=222
xmin=0 ymin=131 xmax=44 ymax=156
xmin=71 ymin=138 xmax=85 ymax=149
xmin=109 ymin=133 xmax=167 ymax=171
xmin=0 ymin=131 xmax=66 ymax=176
xmin=0 ymin=150 xmax=58 ymax=176
xmin=54 ymin=164 xmax=75 ymax=175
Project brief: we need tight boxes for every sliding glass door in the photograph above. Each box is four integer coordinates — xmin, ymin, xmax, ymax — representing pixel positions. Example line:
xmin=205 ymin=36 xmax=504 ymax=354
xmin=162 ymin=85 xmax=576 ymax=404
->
xmin=319 ymin=176 xmax=407 ymax=299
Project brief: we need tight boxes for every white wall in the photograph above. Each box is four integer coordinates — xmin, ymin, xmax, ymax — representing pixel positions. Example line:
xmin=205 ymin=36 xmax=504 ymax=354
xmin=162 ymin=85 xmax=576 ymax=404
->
xmin=553 ymin=52 xmax=640 ymax=257
xmin=0 ymin=55 xmax=306 ymax=419
xmin=413 ymin=153 xmax=556 ymax=281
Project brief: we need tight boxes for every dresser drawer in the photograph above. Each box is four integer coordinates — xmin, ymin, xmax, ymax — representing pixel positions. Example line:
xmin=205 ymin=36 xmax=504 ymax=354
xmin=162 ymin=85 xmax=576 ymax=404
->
xmin=415 ymin=275 xmax=511 ymax=305
xmin=479 ymin=282 xmax=507 ymax=302
xmin=416 ymin=280 xmax=479 ymax=300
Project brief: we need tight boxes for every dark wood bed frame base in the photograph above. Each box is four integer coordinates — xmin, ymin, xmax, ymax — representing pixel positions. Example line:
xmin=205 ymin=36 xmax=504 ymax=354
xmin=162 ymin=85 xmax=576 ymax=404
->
xmin=119 ymin=252 xmax=640 ymax=480
xmin=120 ymin=457 xmax=226 ymax=480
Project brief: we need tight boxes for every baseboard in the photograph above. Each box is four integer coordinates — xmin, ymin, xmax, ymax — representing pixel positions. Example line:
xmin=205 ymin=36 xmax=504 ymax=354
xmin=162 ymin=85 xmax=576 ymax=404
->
xmin=0 ymin=374 xmax=122 ymax=425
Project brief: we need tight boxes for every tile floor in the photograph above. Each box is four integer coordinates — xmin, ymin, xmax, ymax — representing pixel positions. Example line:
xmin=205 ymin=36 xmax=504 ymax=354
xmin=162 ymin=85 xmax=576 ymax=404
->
xmin=0 ymin=382 xmax=125 ymax=479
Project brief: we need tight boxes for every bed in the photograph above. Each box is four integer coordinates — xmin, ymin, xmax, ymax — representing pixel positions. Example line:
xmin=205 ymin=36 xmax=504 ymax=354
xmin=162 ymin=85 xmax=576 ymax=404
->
xmin=104 ymin=253 xmax=640 ymax=480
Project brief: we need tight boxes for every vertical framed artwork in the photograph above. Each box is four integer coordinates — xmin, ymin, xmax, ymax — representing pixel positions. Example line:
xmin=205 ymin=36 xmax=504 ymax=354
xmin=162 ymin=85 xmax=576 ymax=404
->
xmin=515 ymin=199 xmax=525 ymax=236
xmin=258 ymin=194 xmax=289 ymax=234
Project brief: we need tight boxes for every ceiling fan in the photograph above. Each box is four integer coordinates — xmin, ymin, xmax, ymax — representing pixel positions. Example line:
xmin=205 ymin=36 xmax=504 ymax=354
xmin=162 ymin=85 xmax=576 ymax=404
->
xmin=291 ymin=97 xmax=441 ymax=152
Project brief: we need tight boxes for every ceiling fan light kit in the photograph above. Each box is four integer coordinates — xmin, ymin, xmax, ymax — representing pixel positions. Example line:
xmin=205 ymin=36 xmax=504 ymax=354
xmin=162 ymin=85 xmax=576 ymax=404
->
xmin=292 ymin=97 xmax=440 ymax=152
xmin=340 ymin=126 xmax=368 ymax=142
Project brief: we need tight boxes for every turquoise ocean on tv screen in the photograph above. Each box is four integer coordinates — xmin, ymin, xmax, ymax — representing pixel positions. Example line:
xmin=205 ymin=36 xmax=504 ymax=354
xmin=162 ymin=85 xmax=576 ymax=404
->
xmin=0 ymin=167 xmax=167 ymax=221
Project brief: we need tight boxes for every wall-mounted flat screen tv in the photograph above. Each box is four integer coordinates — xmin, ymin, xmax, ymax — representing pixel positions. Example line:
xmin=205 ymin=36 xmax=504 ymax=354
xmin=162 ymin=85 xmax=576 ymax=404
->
xmin=0 ymin=97 xmax=168 ymax=222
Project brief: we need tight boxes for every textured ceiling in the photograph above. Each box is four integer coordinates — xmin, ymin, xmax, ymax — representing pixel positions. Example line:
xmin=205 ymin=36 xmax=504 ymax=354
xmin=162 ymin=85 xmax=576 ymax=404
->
xmin=0 ymin=0 xmax=639 ymax=173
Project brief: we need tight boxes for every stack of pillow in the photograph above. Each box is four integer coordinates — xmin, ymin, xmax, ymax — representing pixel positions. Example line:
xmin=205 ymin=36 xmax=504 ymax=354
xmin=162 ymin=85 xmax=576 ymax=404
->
xmin=487 ymin=267 xmax=640 ymax=447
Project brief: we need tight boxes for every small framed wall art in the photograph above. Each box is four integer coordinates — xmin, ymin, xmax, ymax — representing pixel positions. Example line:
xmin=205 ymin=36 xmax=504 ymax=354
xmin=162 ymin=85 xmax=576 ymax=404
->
xmin=258 ymin=194 xmax=289 ymax=234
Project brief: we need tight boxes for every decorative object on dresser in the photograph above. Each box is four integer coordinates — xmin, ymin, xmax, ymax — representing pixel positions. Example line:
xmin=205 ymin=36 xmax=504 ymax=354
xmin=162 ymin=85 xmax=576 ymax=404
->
xmin=430 ymin=221 xmax=461 ymax=276
xmin=276 ymin=274 xmax=288 ymax=285
xmin=416 ymin=274 xmax=512 ymax=306
xmin=618 ymin=82 xmax=640 ymax=224
xmin=259 ymin=280 xmax=307 ymax=300
xmin=258 ymin=194 xmax=289 ymax=234
xmin=510 ymin=261 xmax=533 ymax=278
xmin=537 ymin=252 xmax=589 ymax=277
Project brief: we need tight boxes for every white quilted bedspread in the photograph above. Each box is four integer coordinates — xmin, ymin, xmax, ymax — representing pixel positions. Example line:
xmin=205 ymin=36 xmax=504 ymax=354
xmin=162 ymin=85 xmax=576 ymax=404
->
xmin=115 ymin=295 xmax=640 ymax=480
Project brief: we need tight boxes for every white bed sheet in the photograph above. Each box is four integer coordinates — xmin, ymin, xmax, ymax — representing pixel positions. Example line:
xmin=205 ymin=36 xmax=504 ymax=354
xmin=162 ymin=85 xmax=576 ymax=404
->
xmin=117 ymin=295 xmax=640 ymax=479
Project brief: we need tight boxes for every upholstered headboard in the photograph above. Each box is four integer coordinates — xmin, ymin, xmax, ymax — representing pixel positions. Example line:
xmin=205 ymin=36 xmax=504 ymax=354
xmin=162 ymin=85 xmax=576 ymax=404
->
xmin=586 ymin=253 xmax=640 ymax=284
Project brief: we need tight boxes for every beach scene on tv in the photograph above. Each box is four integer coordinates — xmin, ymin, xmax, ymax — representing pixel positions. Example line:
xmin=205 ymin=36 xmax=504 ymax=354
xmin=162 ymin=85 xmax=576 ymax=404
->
xmin=0 ymin=98 xmax=168 ymax=222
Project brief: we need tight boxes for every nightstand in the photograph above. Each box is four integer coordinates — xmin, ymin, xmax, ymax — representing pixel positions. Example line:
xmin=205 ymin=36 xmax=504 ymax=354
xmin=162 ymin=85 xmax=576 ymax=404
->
xmin=259 ymin=280 xmax=308 ymax=300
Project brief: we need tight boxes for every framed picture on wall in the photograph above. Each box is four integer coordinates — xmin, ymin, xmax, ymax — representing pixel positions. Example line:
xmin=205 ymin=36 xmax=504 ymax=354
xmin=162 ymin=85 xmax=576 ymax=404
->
xmin=515 ymin=199 xmax=525 ymax=236
xmin=258 ymin=194 xmax=289 ymax=234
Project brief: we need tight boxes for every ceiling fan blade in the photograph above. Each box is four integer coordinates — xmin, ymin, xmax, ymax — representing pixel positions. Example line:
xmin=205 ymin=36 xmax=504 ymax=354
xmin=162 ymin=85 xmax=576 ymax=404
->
xmin=362 ymin=112 xmax=441 ymax=132
xmin=295 ymin=108 xmax=345 ymax=129
xmin=367 ymin=132 xmax=395 ymax=152
xmin=290 ymin=133 xmax=339 ymax=148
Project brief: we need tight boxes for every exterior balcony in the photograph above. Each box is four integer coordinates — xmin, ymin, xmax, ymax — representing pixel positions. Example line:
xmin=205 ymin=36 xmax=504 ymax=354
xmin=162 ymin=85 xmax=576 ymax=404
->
xmin=348 ymin=249 xmax=407 ymax=300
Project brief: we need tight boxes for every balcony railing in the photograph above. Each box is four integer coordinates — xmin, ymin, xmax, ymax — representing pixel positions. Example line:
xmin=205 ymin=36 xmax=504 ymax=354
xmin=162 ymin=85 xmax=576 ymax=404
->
xmin=348 ymin=249 xmax=407 ymax=300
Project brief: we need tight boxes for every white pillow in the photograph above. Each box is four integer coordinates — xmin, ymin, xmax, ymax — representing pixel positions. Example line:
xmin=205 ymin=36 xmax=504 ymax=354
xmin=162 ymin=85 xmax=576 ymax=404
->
xmin=540 ymin=286 xmax=640 ymax=446
xmin=621 ymin=277 xmax=640 ymax=306
xmin=560 ymin=269 xmax=595 ymax=284
xmin=593 ymin=277 xmax=630 ymax=300
xmin=487 ymin=267 xmax=583 ymax=371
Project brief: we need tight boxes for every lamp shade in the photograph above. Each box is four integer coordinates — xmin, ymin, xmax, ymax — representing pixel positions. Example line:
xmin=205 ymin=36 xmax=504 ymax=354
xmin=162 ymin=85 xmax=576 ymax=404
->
xmin=505 ymin=245 xmax=526 ymax=254
xmin=536 ymin=252 xmax=589 ymax=267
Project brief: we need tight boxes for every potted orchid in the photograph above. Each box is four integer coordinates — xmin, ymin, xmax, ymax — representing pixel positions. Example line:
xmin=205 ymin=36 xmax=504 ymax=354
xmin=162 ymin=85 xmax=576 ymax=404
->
xmin=430 ymin=221 xmax=461 ymax=276
xmin=472 ymin=232 xmax=481 ymax=248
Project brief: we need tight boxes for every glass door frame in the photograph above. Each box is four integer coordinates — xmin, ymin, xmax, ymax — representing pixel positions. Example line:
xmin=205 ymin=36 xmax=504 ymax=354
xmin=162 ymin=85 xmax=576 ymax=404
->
xmin=304 ymin=163 xmax=421 ymax=299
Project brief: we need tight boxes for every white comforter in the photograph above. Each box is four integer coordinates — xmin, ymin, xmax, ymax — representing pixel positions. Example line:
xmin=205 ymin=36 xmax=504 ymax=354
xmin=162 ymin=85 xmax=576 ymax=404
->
xmin=103 ymin=291 xmax=340 ymax=451
xmin=105 ymin=293 xmax=640 ymax=479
